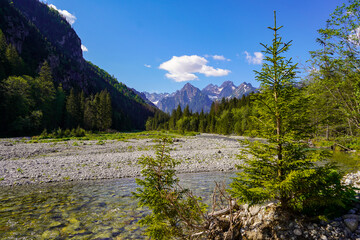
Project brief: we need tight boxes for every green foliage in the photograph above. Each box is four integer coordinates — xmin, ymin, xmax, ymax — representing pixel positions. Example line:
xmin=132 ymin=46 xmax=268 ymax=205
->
xmin=309 ymin=0 xmax=360 ymax=133
xmin=231 ymin=140 xmax=355 ymax=217
xmin=66 ymin=88 xmax=81 ymax=128
xmin=1 ymin=75 xmax=34 ymax=135
xmin=39 ymin=126 xmax=86 ymax=139
xmin=146 ymin=95 xmax=255 ymax=136
xmin=5 ymin=44 xmax=25 ymax=76
xmin=230 ymin=12 xmax=356 ymax=216
xmin=133 ymin=138 xmax=207 ymax=239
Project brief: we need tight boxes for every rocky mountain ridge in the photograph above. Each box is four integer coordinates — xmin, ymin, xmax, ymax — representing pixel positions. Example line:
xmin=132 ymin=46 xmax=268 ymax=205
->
xmin=143 ymin=81 xmax=256 ymax=113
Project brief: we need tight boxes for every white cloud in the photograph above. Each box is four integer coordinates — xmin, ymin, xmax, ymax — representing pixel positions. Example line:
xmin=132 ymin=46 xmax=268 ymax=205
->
xmin=159 ymin=55 xmax=231 ymax=82
xmin=144 ymin=64 xmax=151 ymax=68
xmin=48 ymin=4 xmax=77 ymax=25
xmin=348 ymin=27 xmax=360 ymax=45
xmin=244 ymin=51 xmax=263 ymax=65
xmin=212 ymin=55 xmax=231 ymax=61
xmin=81 ymin=44 xmax=88 ymax=52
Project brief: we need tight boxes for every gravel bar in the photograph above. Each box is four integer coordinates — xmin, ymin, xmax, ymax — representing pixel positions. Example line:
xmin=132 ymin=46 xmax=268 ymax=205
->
xmin=0 ymin=133 xmax=246 ymax=186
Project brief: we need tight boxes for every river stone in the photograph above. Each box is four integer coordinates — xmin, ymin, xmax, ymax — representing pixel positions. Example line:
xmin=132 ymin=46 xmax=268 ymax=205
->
xmin=293 ymin=229 xmax=302 ymax=236
xmin=41 ymin=230 xmax=59 ymax=239
xmin=344 ymin=218 xmax=358 ymax=232
xmin=306 ymin=224 xmax=314 ymax=230
xmin=49 ymin=221 xmax=62 ymax=228
xmin=249 ymin=205 xmax=260 ymax=216
xmin=320 ymin=235 xmax=328 ymax=240
xmin=345 ymin=179 xmax=353 ymax=185
xmin=343 ymin=214 xmax=360 ymax=220
xmin=349 ymin=209 xmax=357 ymax=214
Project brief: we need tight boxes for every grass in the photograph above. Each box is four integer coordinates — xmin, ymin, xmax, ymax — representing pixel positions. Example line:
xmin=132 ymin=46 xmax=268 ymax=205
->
xmin=310 ymin=137 xmax=360 ymax=173
xmin=24 ymin=130 xmax=199 ymax=143
xmin=96 ymin=140 xmax=105 ymax=145
xmin=328 ymin=151 xmax=360 ymax=173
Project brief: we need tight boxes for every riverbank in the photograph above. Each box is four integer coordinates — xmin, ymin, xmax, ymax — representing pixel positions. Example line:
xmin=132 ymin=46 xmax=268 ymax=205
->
xmin=0 ymin=133 xmax=247 ymax=186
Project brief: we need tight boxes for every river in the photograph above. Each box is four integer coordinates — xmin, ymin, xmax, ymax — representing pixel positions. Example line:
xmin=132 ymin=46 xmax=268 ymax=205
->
xmin=0 ymin=171 xmax=235 ymax=239
xmin=1 ymin=151 xmax=358 ymax=239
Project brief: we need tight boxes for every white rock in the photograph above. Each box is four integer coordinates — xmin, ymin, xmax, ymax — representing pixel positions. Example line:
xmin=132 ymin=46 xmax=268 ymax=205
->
xmin=249 ymin=205 xmax=260 ymax=216
xmin=293 ymin=229 xmax=302 ymax=236
xmin=345 ymin=179 xmax=353 ymax=185
xmin=344 ymin=218 xmax=358 ymax=232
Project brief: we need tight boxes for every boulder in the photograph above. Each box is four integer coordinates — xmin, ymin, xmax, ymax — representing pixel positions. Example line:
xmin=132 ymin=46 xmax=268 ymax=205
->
xmin=344 ymin=218 xmax=358 ymax=232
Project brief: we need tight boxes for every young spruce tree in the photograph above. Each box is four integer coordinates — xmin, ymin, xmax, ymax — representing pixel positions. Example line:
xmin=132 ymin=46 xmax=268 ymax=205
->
xmin=230 ymin=12 xmax=355 ymax=216
xmin=133 ymin=138 xmax=207 ymax=239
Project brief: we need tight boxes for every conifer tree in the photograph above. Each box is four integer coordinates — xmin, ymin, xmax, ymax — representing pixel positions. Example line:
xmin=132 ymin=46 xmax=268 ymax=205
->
xmin=183 ymin=105 xmax=191 ymax=117
xmin=133 ymin=138 xmax=207 ymax=239
xmin=230 ymin=12 xmax=355 ymax=215
xmin=5 ymin=44 xmax=24 ymax=75
xmin=79 ymin=91 xmax=85 ymax=127
xmin=36 ymin=61 xmax=55 ymax=128
xmin=175 ymin=105 xmax=182 ymax=121
xmin=66 ymin=88 xmax=81 ymax=128
xmin=0 ymin=29 xmax=7 ymax=80
xmin=104 ymin=90 xmax=112 ymax=129
xmin=169 ymin=109 xmax=177 ymax=130
xmin=53 ymin=84 xmax=66 ymax=128
xmin=84 ymin=95 xmax=97 ymax=130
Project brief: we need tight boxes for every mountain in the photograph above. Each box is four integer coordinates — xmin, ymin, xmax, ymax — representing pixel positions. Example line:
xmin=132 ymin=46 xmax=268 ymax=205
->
xmin=202 ymin=81 xmax=256 ymax=101
xmin=202 ymin=84 xmax=222 ymax=100
xmin=143 ymin=92 xmax=171 ymax=106
xmin=232 ymin=82 xmax=256 ymax=98
xmin=218 ymin=81 xmax=237 ymax=99
xmin=143 ymin=81 xmax=256 ymax=113
xmin=0 ymin=0 xmax=156 ymax=132
xmin=157 ymin=83 xmax=212 ymax=113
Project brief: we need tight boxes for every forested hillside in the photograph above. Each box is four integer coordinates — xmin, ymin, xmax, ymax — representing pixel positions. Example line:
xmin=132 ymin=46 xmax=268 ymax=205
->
xmin=0 ymin=0 xmax=157 ymax=136
xmin=146 ymin=95 xmax=255 ymax=135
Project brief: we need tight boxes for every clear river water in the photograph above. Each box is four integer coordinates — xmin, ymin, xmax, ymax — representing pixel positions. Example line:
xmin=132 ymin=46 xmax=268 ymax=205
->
xmin=1 ymin=151 xmax=359 ymax=239
xmin=0 ymin=171 xmax=235 ymax=239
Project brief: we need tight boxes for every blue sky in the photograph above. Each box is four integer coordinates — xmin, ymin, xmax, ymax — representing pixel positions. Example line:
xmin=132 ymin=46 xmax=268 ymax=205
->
xmin=41 ymin=0 xmax=343 ymax=93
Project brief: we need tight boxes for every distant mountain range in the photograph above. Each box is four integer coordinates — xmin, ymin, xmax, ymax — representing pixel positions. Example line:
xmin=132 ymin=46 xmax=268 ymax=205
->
xmin=142 ymin=81 xmax=257 ymax=113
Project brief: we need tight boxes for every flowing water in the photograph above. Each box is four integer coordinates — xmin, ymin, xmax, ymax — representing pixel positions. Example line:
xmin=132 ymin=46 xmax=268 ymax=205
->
xmin=0 ymin=172 xmax=235 ymax=240
xmin=1 ymin=151 xmax=359 ymax=239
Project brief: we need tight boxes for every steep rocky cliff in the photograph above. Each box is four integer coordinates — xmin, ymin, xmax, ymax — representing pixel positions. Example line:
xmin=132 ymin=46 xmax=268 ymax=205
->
xmin=0 ymin=0 xmax=156 ymax=130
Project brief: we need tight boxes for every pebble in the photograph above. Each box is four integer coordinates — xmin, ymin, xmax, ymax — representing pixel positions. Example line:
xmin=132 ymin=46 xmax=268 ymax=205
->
xmin=293 ymin=229 xmax=302 ymax=236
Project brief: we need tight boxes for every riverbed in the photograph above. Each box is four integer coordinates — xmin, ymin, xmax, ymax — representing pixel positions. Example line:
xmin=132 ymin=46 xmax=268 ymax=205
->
xmin=0 ymin=134 xmax=245 ymax=186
